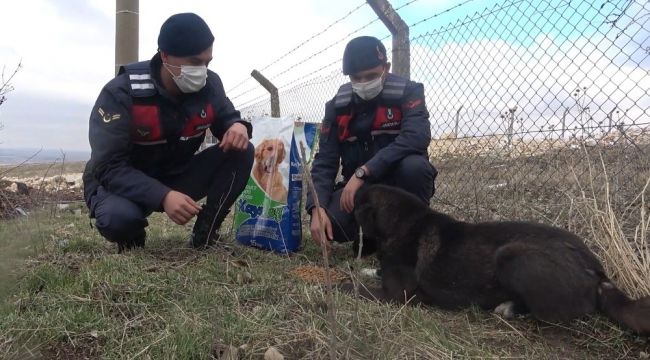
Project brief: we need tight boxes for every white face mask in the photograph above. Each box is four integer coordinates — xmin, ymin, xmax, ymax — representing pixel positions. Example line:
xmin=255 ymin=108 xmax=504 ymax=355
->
xmin=163 ymin=63 xmax=208 ymax=93
xmin=352 ymin=71 xmax=385 ymax=101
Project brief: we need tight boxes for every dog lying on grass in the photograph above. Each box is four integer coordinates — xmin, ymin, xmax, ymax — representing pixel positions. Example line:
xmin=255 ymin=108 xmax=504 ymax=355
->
xmin=347 ymin=184 xmax=650 ymax=335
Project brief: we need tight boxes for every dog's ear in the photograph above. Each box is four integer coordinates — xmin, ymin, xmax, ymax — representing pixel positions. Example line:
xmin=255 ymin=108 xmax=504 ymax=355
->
xmin=276 ymin=140 xmax=286 ymax=163
xmin=255 ymin=140 xmax=265 ymax=161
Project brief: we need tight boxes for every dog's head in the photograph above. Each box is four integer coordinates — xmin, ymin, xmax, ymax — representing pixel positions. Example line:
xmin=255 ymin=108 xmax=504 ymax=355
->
xmin=354 ymin=185 xmax=432 ymax=239
xmin=255 ymin=138 xmax=286 ymax=174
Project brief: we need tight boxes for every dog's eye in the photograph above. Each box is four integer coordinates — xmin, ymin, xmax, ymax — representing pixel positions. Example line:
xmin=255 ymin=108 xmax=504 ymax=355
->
xmin=267 ymin=147 xmax=274 ymax=151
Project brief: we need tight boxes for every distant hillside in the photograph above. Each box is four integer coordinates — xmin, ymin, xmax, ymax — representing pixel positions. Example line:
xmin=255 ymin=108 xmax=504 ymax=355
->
xmin=0 ymin=147 xmax=90 ymax=166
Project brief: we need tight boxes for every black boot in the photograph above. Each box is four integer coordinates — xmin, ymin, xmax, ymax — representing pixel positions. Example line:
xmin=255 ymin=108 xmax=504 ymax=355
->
xmin=116 ymin=229 xmax=146 ymax=253
xmin=188 ymin=205 xmax=230 ymax=249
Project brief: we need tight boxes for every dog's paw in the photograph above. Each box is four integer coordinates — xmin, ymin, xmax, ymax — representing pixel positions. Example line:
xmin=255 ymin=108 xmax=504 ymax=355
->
xmin=360 ymin=268 xmax=381 ymax=279
xmin=494 ymin=301 xmax=516 ymax=319
xmin=598 ymin=281 xmax=615 ymax=295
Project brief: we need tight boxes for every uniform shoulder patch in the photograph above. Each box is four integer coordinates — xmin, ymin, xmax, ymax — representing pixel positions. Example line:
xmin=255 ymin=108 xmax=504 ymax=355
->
xmin=405 ymin=99 xmax=423 ymax=109
xmin=98 ymin=107 xmax=122 ymax=123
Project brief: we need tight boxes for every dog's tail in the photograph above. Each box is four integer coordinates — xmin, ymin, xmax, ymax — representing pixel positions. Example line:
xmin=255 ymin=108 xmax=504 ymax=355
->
xmin=597 ymin=280 xmax=650 ymax=335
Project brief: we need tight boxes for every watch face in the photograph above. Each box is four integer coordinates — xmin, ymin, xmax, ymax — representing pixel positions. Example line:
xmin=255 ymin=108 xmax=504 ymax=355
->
xmin=355 ymin=168 xmax=365 ymax=178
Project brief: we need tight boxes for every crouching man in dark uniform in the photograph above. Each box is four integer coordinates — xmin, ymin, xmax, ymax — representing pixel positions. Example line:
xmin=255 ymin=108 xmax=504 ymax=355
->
xmin=83 ymin=13 xmax=254 ymax=252
xmin=306 ymin=36 xmax=437 ymax=256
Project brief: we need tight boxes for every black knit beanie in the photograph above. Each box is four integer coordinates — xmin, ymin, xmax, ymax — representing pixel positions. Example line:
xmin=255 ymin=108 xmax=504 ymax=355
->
xmin=158 ymin=13 xmax=214 ymax=56
xmin=342 ymin=36 xmax=387 ymax=75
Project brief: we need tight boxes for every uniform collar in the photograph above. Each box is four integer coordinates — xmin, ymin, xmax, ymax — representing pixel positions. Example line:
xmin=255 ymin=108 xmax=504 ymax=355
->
xmin=149 ymin=53 xmax=179 ymax=102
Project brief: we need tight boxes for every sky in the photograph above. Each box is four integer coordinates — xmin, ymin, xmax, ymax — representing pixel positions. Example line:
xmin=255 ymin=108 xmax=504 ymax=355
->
xmin=0 ymin=0 xmax=647 ymax=154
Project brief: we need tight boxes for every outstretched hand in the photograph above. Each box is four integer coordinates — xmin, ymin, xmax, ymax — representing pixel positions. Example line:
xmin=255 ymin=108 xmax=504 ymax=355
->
xmin=162 ymin=190 xmax=202 ymax=225
xmin=219 ymin=122 xmax=249 ymax=152
xmin=310 ymin=207 xmax=333 ymax=250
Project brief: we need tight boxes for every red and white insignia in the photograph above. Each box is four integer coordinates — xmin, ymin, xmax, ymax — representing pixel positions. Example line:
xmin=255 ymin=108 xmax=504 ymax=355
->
xmin=406 ymin=99 xmax=423 ymax=109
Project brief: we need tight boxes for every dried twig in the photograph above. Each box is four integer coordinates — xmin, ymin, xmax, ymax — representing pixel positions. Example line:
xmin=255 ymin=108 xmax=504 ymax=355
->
xmin=207 ymin=171 xmax=237 ymax=242
xmin=298 ymin=141 xmax=337 ymax=360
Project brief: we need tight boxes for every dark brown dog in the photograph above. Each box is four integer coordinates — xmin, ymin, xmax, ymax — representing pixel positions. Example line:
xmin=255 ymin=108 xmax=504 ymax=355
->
xmin=349 ymin=184 xmax=650 ymax=335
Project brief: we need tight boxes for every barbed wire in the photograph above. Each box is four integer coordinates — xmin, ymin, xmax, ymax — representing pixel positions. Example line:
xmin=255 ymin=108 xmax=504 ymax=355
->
xmin=407 ymin=0 xmax=477 ymax=29
xmin=236 ymin=91 xmax=271 ymax=110
xmin=226 ymin=1 xmax=367 ymax=94
xmin=227 ymin=0 xmax=433 ymax=96
xmin=277 ymin=58 xmax=342 ymax=91
xmin=230 ymin=0 xmax=558 ymax=107
xmin=258 ymin=2 xmax=368 ymax=73
xmin=409 ymin=0 xmax=564 ymax=41
xmin=231 ymin=0 xmax=480 ymax=104
xmin=230 ymin=0 xmax=482 ymax=102
xmin=267 ymin=20 xmax=381 ymax=77
xmin=268 ymin=0 xmax=436 ymax=90
xmin=227 ymin=15 xmax=381 ymax=103
xmin=394 ymin=0 xmax=424 ymax=11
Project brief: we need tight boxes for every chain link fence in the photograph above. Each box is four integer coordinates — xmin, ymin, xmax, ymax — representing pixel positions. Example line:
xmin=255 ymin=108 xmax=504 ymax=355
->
xmin=234 ymin=0 xmax=650 ymax=226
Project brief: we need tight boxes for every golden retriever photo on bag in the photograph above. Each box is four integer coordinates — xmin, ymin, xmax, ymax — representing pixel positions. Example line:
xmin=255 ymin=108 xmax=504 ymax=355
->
xmin=252 ymin=138 xmax=288 ymax=203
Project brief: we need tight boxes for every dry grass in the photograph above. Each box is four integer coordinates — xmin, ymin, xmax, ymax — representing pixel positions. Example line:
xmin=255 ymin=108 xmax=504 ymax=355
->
xmin=429 ymin=128 xmax=650 ymax=160
xmin=567 ymin=154 xmax=650 ymax=298
xmin=432 ymin=140 xmax=650 ymax=224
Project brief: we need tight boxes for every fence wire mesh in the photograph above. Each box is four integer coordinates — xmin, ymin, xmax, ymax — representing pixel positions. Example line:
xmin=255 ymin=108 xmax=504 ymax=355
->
xmin=234 ymin=0 xmax=650 ymax=225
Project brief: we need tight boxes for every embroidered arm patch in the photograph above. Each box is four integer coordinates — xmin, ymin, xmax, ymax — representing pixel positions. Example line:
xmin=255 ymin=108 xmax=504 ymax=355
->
xmin=98 ymin=107 xmax=122 ymax=123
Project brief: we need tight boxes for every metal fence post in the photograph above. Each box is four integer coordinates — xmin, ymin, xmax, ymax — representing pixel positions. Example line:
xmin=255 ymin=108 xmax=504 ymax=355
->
xmin=251 ymin=70 xmax=280 ymax=117
xmin=454 ymin=105 xmax=463 ymax=138
xmin=367 ymin=0 xmax=410 ymax=79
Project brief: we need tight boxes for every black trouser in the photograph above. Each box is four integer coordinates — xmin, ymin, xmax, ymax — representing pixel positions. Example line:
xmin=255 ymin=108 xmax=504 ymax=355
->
xmin=324 ymin=154 xmax=436 ymax=254
xmin=89 ymin=144 xmax=254 ymax=243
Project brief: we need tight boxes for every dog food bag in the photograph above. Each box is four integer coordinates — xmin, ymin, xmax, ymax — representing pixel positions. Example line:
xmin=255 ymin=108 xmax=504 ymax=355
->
xmin=233 ymin=117 xmax=317 ymax=253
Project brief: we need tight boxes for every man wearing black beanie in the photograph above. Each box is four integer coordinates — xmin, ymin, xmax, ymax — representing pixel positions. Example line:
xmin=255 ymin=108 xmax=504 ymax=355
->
xmin=305 ymin=36 xmax=438 ymax=256
xmin=83 ymin=13 xmax=254 ymax=252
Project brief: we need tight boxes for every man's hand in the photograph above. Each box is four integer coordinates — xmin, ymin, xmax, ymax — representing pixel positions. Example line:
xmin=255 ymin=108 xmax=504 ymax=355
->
xmin=219 ymin=122 xmax=249 ymax=152
xmin=310 ymin=207 xmax=333 ymax=249
xmin=341 ymin=166 xmax=370 ymax=213
xmin=162 ymin=190 xmax=202 ymax=225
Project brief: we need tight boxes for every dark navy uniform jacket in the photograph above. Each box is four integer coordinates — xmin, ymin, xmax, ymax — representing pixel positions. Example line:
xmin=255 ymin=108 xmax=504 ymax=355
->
xmin=306 ymin=73 xmax=432 ymax=213
xmin=83 ymin=53 xmax=252 ymax=213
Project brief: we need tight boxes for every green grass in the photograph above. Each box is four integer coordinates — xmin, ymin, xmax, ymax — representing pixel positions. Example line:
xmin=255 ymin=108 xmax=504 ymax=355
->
xmin=0 ymin=206 xmax=648 ymax=359
xmin=1 ymin=156 xmax=649 ymax=359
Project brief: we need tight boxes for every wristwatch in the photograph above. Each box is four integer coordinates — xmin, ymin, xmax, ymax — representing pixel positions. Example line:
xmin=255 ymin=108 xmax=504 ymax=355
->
xmin=354 ymin=167 xmax=369 ymax=180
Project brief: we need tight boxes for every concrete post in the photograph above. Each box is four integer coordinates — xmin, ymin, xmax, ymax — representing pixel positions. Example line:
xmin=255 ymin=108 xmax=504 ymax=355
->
xmin=367 ymin=0 xmax=410 ymax=79
xmin=115 ymin=0 xmax=139 ymax=76
xmin=251 ymin=70 xmax=280 ymax=117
